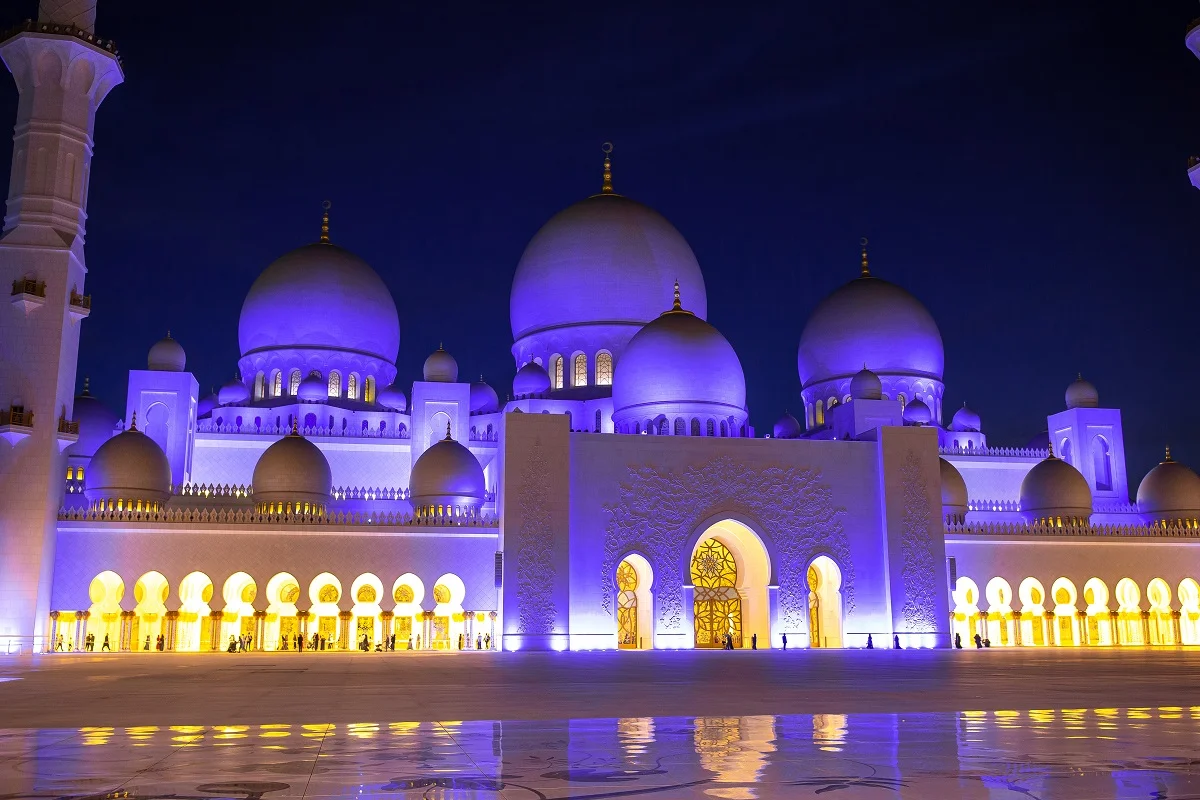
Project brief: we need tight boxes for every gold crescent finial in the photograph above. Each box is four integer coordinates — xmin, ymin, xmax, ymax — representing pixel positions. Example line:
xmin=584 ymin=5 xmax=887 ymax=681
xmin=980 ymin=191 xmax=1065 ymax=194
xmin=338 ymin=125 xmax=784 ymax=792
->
xmin=860 ymin=237 xmax=870 ymax=277
xmin=82 ymin=376 xmax=90 ymax=394
xmin=129 ymin=411 xmax=138 ymax=431
xmin=601 ymin=142 xmax=614 ymax=194
xmin=1166 ymin=445 xmax=1173 ymax=462
xmin=320 ymin=200 xmax=331 ymax=243
xmin=445 ymin=420 xmax=452 ymax=440
xmin=1047 ymin=438 xmax=1055 ymax=458
xmin=291 ymin=417 xmax=299 ymax=435
xmin=672 ymin=279 xmax=682 ymax=311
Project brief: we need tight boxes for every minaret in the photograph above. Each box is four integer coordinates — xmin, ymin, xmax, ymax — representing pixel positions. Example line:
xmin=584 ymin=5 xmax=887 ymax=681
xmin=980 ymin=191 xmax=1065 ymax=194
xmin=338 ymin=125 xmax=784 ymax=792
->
xmin=0 ymin=2 xmax=123 ymax=646
xmin=1189 ymin=16 xmax=1200 ymax=189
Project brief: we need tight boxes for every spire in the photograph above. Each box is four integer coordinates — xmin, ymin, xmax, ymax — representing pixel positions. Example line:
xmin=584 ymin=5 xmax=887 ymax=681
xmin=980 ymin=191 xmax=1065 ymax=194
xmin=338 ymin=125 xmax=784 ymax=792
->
xmin=1047 ymin=438 xmax=1055 ymax=459
xmin=290 ymin=417 xmax=299 ymax=436
xmin=860 ymin=237 xmax=870 ymax=277
xmin=672 ymin=279 xmax=682 ymax=311
xmin=444 ymin=420 xmax=453 ymax=441
xmin=129 ymin=411 xmax=137 ymax=432
xmin=82 ymin=377 xmax=90 ymax=396
xmin=601 ymin=142 xmax=614 ymax=194
xmin=319 ymin=200 xmax=331 ymax=244
xmin=166 ymin=330 xmax=172 ymax=339
xmin=1166 ymin=445 xmax=1174 ymax=462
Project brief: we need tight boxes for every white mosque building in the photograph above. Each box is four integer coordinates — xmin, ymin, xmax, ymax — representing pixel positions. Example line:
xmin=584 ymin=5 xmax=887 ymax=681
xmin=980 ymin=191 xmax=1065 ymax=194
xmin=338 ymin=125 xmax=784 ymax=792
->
xmin=3 ymin=2 xmax=1200 ymax=655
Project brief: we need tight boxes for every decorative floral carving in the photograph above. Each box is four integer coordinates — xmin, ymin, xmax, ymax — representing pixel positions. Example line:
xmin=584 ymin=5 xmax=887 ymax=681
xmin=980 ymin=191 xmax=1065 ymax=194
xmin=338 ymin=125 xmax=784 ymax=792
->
xmin=515 ymin=437 xmax=558 ymax=635
xmin=603 ymin=456 xmax=851 ymax=633
xmin=899 ymin=449 xmax=940 ymax=631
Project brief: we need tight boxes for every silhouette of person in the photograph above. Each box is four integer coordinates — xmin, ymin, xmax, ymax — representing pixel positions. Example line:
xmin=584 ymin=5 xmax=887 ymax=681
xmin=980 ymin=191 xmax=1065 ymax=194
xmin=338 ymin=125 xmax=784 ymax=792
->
xmin=101 ymin=634 xmax=110 ymax=651
xmin=894 ymin=634 xmax=901 ymax=650
xmin=782 ymin=633 xmax=787 ymax=650
xmin=866 ymin=634 xmax=874 ymax=649
xmin=974 ymin=633 xmax=983 ymax=649
xmin=751 ymin=633 xmax=757 ymax=650
xmin=954 ymin=633 xmax=962 ymax=649
xmin=144 ymin=635 xmax=151 ymax=651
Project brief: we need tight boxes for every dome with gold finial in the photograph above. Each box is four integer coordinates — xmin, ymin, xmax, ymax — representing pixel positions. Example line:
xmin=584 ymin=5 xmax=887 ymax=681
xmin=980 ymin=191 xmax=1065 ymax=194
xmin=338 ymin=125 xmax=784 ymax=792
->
xmin=84 ymin=413 xmax=172 ymax=511
xmin=509 ymin=144 xmax=708 ymax=378
xmin=252 ymin=422 xmax=332 ymax=515
xmin=1136 ymin=447 xmax=1200 ymax=527
xmin=1020 ymin=442 xmax=1092 ymax=526
xmin=409 ymin=423 xmax=486 ymax=516
xmin=147 ymin=332 xmax=186 ymax=371
xmin=611 ymin=282 xmax=747 ymax=435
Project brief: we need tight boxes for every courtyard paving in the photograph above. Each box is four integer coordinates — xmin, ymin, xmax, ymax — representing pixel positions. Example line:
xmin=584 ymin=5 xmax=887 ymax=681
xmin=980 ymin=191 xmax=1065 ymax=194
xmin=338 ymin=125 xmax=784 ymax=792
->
xmin=1 ymin=649 xmax=1199 ymax=797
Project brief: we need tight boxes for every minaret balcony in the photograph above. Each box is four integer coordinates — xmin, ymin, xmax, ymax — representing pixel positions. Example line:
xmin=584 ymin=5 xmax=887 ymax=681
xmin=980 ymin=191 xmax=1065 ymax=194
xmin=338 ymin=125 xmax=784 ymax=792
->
xmin=69 ymin=291 xmax=91 ymax=321
xmin=0 ymin=406 xmax=34 ymax=446
xmin=11 ymin=278 xmax=46 ymax=314
xmin=56 ymin=417 xmax=79 ymax=452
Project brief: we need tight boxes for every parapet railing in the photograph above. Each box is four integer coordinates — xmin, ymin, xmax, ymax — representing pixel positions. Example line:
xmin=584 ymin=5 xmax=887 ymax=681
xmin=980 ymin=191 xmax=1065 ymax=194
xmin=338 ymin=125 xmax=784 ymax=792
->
xmin=11 ymin=278 xmax=45 ymax=297
xmin=967 ymin=498 xmax=1020 ymax=513
xmin=57 ymin=507 xmax=498 ymax=528
xmin=1 ymin=20 xmax=120 ymax=61
xmin=196 ymin=421 xmax=411 ymax=439
xmin=946 ymin=521 xmax=1200 ymax=538
xmin=940 ymin=445 xmax=1048 ymax=458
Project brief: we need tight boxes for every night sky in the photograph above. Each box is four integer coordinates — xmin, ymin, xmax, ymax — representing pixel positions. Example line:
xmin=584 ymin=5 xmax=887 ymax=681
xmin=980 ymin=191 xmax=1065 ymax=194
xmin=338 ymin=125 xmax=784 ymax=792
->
xmin=4 ymin=1 xmax=1199 ymax=492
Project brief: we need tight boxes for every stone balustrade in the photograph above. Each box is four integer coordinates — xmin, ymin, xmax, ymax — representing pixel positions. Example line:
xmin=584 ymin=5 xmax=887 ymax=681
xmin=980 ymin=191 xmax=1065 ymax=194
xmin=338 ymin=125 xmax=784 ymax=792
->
xmin=57 ymin=506 xmax=498 ymax=528
xmin=1 ymin=19 xmax=120 ymax=60
xmin=939 ymin=445 xmax=1048 ymax=459
xmin=946 ymin=521 xmax=1200 ymax=538
xmin=197 ymin=421 xmax=411 ymax=440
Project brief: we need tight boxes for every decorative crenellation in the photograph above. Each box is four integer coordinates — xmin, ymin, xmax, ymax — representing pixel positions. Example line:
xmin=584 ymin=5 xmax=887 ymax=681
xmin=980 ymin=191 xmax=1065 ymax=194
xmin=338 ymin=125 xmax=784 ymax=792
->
xmin=946 ymin=521 xmax=1200 ymax=538
xmin=57 ymin=506 xmax=499 ymax=528
xmin=196 ymin=421 xmax=411 ymax=440
xmin=0 ymin=19 xmax=119 ymax=61
xmin=939 ymin=445 xmax=1047 ymax=459
xmin=967 ymin=498 xmax=1021 ymax=513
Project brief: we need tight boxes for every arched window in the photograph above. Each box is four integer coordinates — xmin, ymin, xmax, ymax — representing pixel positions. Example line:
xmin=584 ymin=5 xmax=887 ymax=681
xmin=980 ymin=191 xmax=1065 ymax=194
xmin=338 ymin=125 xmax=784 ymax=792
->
xmin=364 ymin=376 xmax=376 ymax=404
xmin=674 ymin=417 xmax=685 ymax=435
xmin=573 ymin=354 xmax=587 ymax=387
xmin=596 ymin=351 xmax=613 ymax=386
xmin=271 ymin=370 xmax=282 ymax=397
xmin=288 ymin=369 xmax=301 ymax=396
xmin=327 ymin=370 xmax=341 ymax=398
xmin=1060 ymin=438 xmax=1072 ymax=464
xmin=77 ymin=466 xmax=84 ymax=481
xmin=346 ymin=373 xmax=359 ymax=401
xmin=1092 ymin=436 xmax=1113 ymax=491
xmin=595 ymin=409 xmax=602 ymax=432
xmin=691 ymin=418 xmax=700 ymax=436
xmin=720 ymin=420 xmax=728 ymax=437
xmin=706 ymin=419 xmax=715 ymax=436
xmin=897 ymin=393 xmax=907 ymax=410
xmin=827 ymin=396 xmax=838 ymax=410
xmin=658 ymin=418 xmax=669 ymax=435
xmin=550 ymin=355 xmax=564 ymax=390
xmin=842 ymin=394 xmax=851 ymax=405
xmin=254 ymin=372 xmax=265 ymax=401
xmin=815 ymin=400 xmax=825 ymax=426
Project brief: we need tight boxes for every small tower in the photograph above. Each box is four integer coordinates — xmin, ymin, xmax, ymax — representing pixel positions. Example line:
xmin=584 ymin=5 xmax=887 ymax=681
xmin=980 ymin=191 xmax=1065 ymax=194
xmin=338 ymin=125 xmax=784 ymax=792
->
xmin=1188 ymin=16 xmax=1200 ymax=189
xmin=0 ymin=1 xmax=123 ymax=645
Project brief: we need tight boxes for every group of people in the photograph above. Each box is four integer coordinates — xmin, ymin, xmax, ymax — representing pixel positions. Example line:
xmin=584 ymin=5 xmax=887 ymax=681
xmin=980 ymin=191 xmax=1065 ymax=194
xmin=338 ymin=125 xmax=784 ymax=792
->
xmin=226 ymin=634 xmax=254 ymax=652
xmin=54 ymin=633 xmax=111 ymax=652
xmin=954 ymin=632 xmax=991 ymax=649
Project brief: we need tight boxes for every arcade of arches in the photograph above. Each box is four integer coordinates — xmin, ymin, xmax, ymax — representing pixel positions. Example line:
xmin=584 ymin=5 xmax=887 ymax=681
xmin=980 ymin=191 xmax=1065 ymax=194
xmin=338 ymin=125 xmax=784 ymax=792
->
xmin=951 ymin=574 xmax=1200 ymax=647
xmin=49 ymin=570 xmax=497 ymax=653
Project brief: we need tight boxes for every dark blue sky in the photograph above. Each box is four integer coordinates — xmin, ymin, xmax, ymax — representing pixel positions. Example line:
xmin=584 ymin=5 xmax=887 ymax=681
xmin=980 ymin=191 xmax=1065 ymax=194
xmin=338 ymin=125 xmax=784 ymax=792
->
xmin=5 ymin=1 xmax=1199 ymax=491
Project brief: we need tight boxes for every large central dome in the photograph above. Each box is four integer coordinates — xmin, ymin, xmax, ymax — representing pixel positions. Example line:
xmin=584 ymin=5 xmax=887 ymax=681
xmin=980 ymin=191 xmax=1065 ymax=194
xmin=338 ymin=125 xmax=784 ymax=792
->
xmin=239 ymin=242 xmax=400 ymax=364
xmin=509 ymin=174 xmax=708 ymax=383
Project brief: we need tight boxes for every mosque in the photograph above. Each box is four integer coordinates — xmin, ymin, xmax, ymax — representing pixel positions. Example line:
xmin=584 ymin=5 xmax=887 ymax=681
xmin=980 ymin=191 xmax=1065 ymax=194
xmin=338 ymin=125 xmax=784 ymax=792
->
xmin=3 ymin=3 xmax=1200 ymax=655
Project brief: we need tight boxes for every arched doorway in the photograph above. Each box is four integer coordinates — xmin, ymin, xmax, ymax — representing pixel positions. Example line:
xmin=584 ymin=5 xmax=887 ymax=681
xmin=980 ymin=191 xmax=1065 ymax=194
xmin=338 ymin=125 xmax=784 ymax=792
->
xmin=309 ymin=573 xmax=343 ymax=649
xmin=616 ymin=554 xmax=653 ymax=650
xmin=86 ymin=571 xmax=124 ymax=650
xmin=1115 ymin=578 xmax=1142 ymax=645
xmin=1050 ymin=577 xmax=1079 ymax=646
xmin=1180 ymin=579 xmax=1200 ymax=644
xmin=984 ymin=577 xmax=1014 ymax=646
xmin=222 ymin=572 xmax=257 ymax=648
xmin=1083 ymin=578 xmax=1112 ymax=645
xmin=432 ymin=573 xmax=466 ymax=650
xmin=391 ymin=573 xmax=424 ymax=649
xmin=1147 ymin=578 xmax=1174 ymax=645
xmin=689 ymin=520 xmax=771 ymax=649
xmin=133 ymin=571 xmax=169 ymax=651
xmin=1018 ymin=578 xmax=1047 ymax=646
xmin=951 ymin=577 xmax=981 ymax=645
xmin=177 ymin=572 xmax=214 ymax=652
xmin=806 ymin=556 xmax=843 ymax=648
xmin=264 ymin=572 xmax=300 ymax=650
xmin=351 ymin=573 xmax=384 ymax=649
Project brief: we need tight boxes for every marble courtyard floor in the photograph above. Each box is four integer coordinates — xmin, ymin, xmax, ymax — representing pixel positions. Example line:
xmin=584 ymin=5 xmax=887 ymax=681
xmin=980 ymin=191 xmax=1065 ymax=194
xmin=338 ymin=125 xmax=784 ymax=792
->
xmin=1 ymin=649 xmax=1200 ymax=798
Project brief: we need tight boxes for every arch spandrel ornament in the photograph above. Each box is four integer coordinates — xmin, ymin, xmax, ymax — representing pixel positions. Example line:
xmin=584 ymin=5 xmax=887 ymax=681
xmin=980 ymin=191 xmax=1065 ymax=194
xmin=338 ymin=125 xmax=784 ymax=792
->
xmin=603 ymin=455 xmax=852 ymax=633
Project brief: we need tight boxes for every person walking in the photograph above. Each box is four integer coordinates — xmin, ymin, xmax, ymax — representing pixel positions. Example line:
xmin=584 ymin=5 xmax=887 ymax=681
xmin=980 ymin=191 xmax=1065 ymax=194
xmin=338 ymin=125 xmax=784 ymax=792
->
xmin=974 ymin=633 xmax=983 ymax=649
xmin=782 ymin=633 xmax=787 ymax=651
xmin=55 ymin=634 xmax=63 ymax=652
xmin=866 ymin=634 xmax=874 ymax=649
xmin=751 ymin=633 xmax=757 ymax=650
xmin=954 ymin=632 xmax=962 ymax=649
xmin=144 ymin=635 xmax=151 ymax=651
xmin=101 ymin=634 xmax=111 ymax=652
xmin=894 ymin=634 xmax=901 ymax=650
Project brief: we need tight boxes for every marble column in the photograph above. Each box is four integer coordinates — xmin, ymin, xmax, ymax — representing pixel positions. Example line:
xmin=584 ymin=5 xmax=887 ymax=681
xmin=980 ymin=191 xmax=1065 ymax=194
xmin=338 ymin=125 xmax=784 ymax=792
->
xmin=48 ymin=611 xmax=59 ymax=652
xmin=1173 ymin=610 xmax=1183 ymax=645
xmin=165 ymin=611 xmax=179 ymax=651
xmin=210 ymin=611 xmax=223 ymax=652
xmin=1110 ymin=611 xmax=1121 ymax=645
xmin=1043 ymin=611 xmax=1055 ymax=646
xmin=979 ymin=611 xmax=990 ymax=644
xmin=1012 ymin=611 xmax=1023 ymax=646
xmin=1141 ymin=611 xmax=1151 ymax=646
xmin=380 ymin=611 xmax=393 ymax=648
xmin=254 ymin=611 xmax=267 ymax=651
xmin=74 ymin=611 xmax=85 ymax=651
xmin=338 ymin=610 xmax=352 ymax=650
xmin=298 ymin=610 xmax=310 ymax=643
xmin=119 ymin=611 xmax=134 ymax=651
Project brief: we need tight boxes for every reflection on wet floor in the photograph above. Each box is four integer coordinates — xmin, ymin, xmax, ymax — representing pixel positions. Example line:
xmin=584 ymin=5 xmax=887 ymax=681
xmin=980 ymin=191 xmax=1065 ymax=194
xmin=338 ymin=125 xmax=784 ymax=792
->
xmin=3 ymin=708 xmax=1200 ymax=798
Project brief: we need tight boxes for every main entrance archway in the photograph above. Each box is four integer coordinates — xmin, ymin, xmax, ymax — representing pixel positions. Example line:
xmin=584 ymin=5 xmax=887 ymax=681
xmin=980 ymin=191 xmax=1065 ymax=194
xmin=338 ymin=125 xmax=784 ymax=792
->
xmin=690 ymin=519 xmax=771 ymax=649
xmin=616 ymin=554 xmax=653 ymax=650
xmin=807 ymin=556 xmax=843 ymax=648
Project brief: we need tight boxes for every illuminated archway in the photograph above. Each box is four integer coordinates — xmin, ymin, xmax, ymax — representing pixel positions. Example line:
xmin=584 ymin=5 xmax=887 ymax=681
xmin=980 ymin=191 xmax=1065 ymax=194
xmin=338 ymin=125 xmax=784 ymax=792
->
xmin=951 ymin=576 xmax=981 ymax=645
xmin=807 ymin=556 xmax=842 ymax=649
xmin=176 ymin=571 xmax=214 ymax=652
xmin=391 ymin=573 xmax=424 ymax=649
xmin=86 ymin=571 xmax=124 ymax=650
xmin=221 ymin=572 xmax=257 ymax=648
xmin=1115 ymin=578 xmax=1142 ymax=645
xmin=1147 ymin=578 xmax=1174 ymax=645
xmin=264 ymin=572 xmax=301 ymax=650
xmin=1017 ymin=577 xmax=1047 ymax=646
xmin=1180 ymin=578 xmax=1200 ymax=644
xmin=351 ymin=573 xmax=384 ymax=649
xmin=690 ymin=520 xmax=771 ymax=649
xmin=616 ymin=554 xmax=653 ymax=650
xmin=309 ymin=573 xmax=343 ymax=648
xmin=432 ymin=573 xmax=466 ymax=650
xmin=133 ymin=571 xmax=169 ymax=651
xmin=1083 ymin=577 xmax=1113 ymax=646
xmin=984 ymin=577 xmax=1014 ymax=646
xmin=1050 ymin=577 xmax=1079 ymax=646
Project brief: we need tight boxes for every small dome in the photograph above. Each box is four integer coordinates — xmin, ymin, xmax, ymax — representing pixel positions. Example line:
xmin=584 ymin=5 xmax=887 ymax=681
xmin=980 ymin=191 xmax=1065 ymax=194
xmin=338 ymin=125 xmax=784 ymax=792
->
xmin=903 ymin=398 xmax=932 ymax=425
xmin=377 ymin=383 xmax=407 ymax=411
xmin=423 ymin=346 xmax=459 ymax=382
xmin=940 ymin=458 xmax=968 ymax=524
xmin=513 ymin=361 xmax=551 ymax=397
xmin=470 ymin=378 xmax=500 ymax=414
xmin=950 ymin=403 xmax=981 ymax=432
xmin=68 ymin=382 xmax=118 ymax=459
xmin=797 ymin=273 xmax=943 ymax=389
xmin=197 ymin=392 xmax=219 ymax=418
xmin=612 ymin=289 xmax=745 ymax=423
xmin=218 ymin=377 xmax=250 ymax=406
xmin=1065 ymin=374 xmax=1099 ymax=409
xmin=252 ymin=428 xmax=332 ymax=513
xmin=409 ymin=428 xmax=486 ymax=513
xmin=297 ymin=371 xmax=326 ymax=403
xmin=84 ymin=417 xmax=172 ymax=508
xmin=147 ymin=333 xmax=186 ymax=372
xmin=1020 ymin=453 xmax=1092 ymax=525
xmin=1136 ymin=448 xmax=1200 ymax=526
xmin=773 ymin=412 xmax=802 ymax=440
xmin=850 ymin=367 xmax=883 ymax=400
